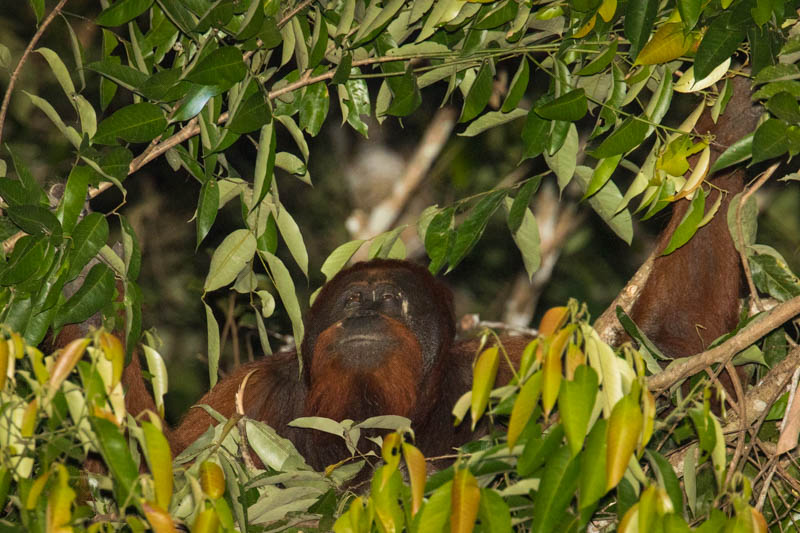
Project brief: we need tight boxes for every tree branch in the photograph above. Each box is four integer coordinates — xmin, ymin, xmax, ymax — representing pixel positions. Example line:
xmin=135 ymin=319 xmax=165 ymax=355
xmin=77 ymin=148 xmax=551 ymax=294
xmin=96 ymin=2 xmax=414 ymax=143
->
xmin=0 ymin=0 xmax=69 ymax=145
xmin=648 ymin=295 xmax=800 ymax=392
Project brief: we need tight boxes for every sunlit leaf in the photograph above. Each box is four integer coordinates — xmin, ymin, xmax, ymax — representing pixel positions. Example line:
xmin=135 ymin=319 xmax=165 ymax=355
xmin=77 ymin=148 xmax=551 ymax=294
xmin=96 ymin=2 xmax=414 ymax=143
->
xmin=471 ymin=346 xmax=500 ymax=429
xmin=142 ymin=421 xmax=173 ymax=508
xmin=204 ymin=229 xmax=257 ymax=292
xmin=451 ymin=468 xmax=480 ymax=533
xmin=606 ymin=392 xmax=643 ymax=490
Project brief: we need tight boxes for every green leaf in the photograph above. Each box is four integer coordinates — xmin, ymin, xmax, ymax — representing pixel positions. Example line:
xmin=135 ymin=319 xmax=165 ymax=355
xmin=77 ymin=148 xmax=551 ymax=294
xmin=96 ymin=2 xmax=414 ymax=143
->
xmin=194 ymin=1 xmax=233 ymax=33
xmin=750 ymin=253 xmax=800 ymax=301
xmin=23 ymin=91 xmax=82 ymax=148
xmin=547 ymin=120 xmax=571 ymax=155
xmin=507 ymin=178 xmax=540 ymax=232
xmin=320 ymin=240 xmax=366 ymax=282
xmin=514 ymin=207 xmax=541 ymax=279
xmin=7 ymin=205 xmax=61 ymax=237
xmin=67 ymin=212 xmax=109 ymax=281
xmin=615 ymin=306 xmax=668 ymax=362
xmin=35 ymin=48 xmax=76 ymax=99
xmin=54 ymin=263 xmax=115 ymax=329
xmin=501 ymin=58 xmax=529 ymax=112
xmin=236 ymin=0 xmax=266 ymax=40
xmin=559 ymin=365 xmax=599 ymax=457
xmin=185 ymin=47 xmax=247 ymax=91
xmin=274 ymin=204 xmax=309 ymax=278
xmin=0 ymin=236 xmax=46 ymax=285
xmin=661 ymin=189 xmax=706 ymax=255
xmin=386 ymin=66 xmax=422 ymax=117
xmin=578 ymin=40 xmax=618 ymax=76
xmin=624 ymin=0 xmax=658 ymax=60
xmin=518 ymin=424 xmax=565 ymax=477
xmin=752 ymin=118 xmax=789 ymax=163
xmin=535 ymin=89 xmax=587 ymax=121
xmin=88 ymin=59 xmax=148 ymax=91
xmin=459 ymin=108 xmax=527 ymax=137
xmin=56 ymin=166 xmax=90 ymax=236
xmin=96 ymin=0 xmax=154 ymax=27
xmin=140 ymin=69 xmax=191 ymax=102
xmin=574 ymin=166 xmax=633 ymax=244
xmin=582 ymin=154 xmax=622 ymax=199
xmin=477 ymin=489 xmax=512 ymax=533
xmin=196 ymin=179 xmax=219 ymax=247
xmin=545 ymin=123 xmax=579 ymax=191
xmin=204 ymin=301 xmax=220 ymax=387
xmin=754 ymin=64 xmax=800 ymax=85
xmin=260 ymin=251 xmax=304 ymax=357
xmin=30 ymin=0 xmax=44 ymax=23
xmin=204 ymin=229 xmax=257 ymax=292
xmin=646 ymin=450 xmax=683 ymax=515
xmin=448 ymin=191 xmax=506 ymax=270
xmin=591 ymin=117 xmax=649 ymax=159
xmin=90 ymin=417 xmax=138 ymax=504
xmin=352 ymin=0 xmax=406 ymax=46
xmin=459 ymin=61 xmax=494 ymax=123
xmin=709 ymin=132 xmax=753 ymax=174
xmin=0 ymin=179 xmax=33 ymax=207
xmin=520 ymin=109 xmax=549 ymax=161
xmin=693 ymin=12 xmax=746 ymax=80
xmin=332 ymin=53 xmax=353 ymax=84
xmin=531 ymin=446 xmax=579 ymax=533
xmin=578 ymin=420 xmax=608 ymax=509
xmin=766 ymin=91 xmax=800 ymax=124
xmin=93 ymin=102 xmax=167 ymax=145
xmin=475 ymin=0 xmax=518 ymax=29
xmin=677 ymin=0 xmax=701 ymax=29
xmin=424 ymin=207 xmax=454 ymax=275
xmin=753 ymin=118 xmax=789 ymax=163
xmin=300 ymin=81 xmax=330 ymax=137
xmin=172 ymin=84 xmax=218 ymax=122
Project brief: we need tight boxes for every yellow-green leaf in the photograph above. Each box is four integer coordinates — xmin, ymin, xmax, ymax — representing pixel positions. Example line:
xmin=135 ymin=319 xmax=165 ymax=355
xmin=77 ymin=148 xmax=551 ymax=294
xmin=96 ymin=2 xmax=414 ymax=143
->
xmin=21 ymin=398 xmax=38 ymax=437
xmin=46 ymin=465 xmax=75 ymax=533
xmin=606 ymin=392 xmax=643 ymax=490
xmin=143 ymin=501 xmax=179 ymax=533
xmin=542 ymin=326 xmax=573 ymax=417
xmin=403 ymin=442 xmax=426 ymax=516
xmin=673 ymin=144 xmax=710 ymax=200
xmin=143 ymin=421 xmax=173 ymax=509
xmin=538 ymin=306 xmax=569 ymax=336
xmin=200 ymin=461 xmax=225 ymax=500
xmin=381 ymin=432 xmax=402 ymax=488
xmin=0 ymin=340 xmax=8 ymax=391
xmin=636 ymin=23 xmax=693 ymax=65
xmin=471 ymin=346 xmax=500 ymax=430
xmin=598 ymin=0 xmax=617 ymax=21
xmin=26 ymin=469 xmax=52 ymax=510
xmin=508 ymin=370 xmax=543 ymax=449
xmin=637 ymin=485 xmax=658 ymax=532
xmin=47 ymin=337 xmax=90 ymax=401
xmin=192 ymin=506 xmax=220 ymax=533
xmin=98 ymin=331 xmax=124 ymax=388
xmin=640 ymin=388 xmax=656 ymax=453
xmin=451 ymin=468 xmax=480 ymax=533
xmin=517 ymin=339 xmax=540 ymax=378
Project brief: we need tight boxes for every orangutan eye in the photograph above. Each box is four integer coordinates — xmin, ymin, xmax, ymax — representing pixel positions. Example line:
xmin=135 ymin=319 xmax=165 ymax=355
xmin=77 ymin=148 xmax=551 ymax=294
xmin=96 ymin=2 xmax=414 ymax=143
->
xmin=345 ymin=292 xmax=362 ymax=305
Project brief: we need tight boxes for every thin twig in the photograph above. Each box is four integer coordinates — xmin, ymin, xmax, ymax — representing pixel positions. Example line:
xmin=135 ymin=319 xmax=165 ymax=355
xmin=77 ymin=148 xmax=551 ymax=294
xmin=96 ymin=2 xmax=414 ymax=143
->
xmin=0 ymin=0 xmax=70 ymax=145
xmin=278 ymin=0 xmax=314 ymax=28
xmin=736 ymin=162 xmax=780 ymax=312
xmin=724 ymin=361 xmax=747 ymax=484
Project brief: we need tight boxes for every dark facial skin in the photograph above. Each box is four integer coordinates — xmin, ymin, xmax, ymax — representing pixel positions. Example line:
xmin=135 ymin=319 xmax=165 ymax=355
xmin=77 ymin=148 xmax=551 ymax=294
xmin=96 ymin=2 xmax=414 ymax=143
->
xmin=301 ymin=260 xmax=455 ymax=378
